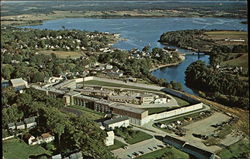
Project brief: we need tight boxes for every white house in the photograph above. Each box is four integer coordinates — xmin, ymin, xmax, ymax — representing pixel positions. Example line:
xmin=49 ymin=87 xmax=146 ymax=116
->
xmin=25 ymin=132 xmax=55 ymax=145
xmin=24 ymin=117 xmax=37 ymax=129
xmin=24 ymin=133 xmax=36 ymax=145
xmin=16 ymin=121 xmax=25 ymax=130
xmin=103 ymin=116 xmax=130 ymax=130
xmin=7 ymin=123 xmax=15 ymax=130
xmin=105 ymin=64 xmax=113 ymax=70
xmin=41 ymin=133 xmax=55 ymax=143
xmin=105 ymin=131 xmax=114 ymax=146
xmin=50 ymin=154 xmax=62 ymax=159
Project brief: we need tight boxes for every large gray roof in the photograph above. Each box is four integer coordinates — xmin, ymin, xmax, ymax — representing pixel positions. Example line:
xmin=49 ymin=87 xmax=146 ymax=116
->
xmin=103 ymin=116 xmax=129 ymax=125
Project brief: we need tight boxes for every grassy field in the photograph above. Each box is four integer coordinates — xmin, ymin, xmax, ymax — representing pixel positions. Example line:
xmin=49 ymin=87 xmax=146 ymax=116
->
xmin=205 ymin=31 xmax=248 ymax=45
xmin=136 ymin=146 xmax=189 ymax=159
xmin=84 ymin=80 xmax=160 ymax=92
xmin=146 ymin=106 xmax=180 ymax=115
xmin=39 ymin=50 xmax=83 ymax=59
xmin=174 ymin=96 xmax=190 ymax=107
xmin=218 ymin=138 xmax=250 ymax=159
xmin=3 ymin=138 xmax=52 ymax=159
xmin=108 ymin=139 xmax=127 ymax=151
xmin=221 ymin=53 xmax=248 ymax=69
xmin=125 ymin=131 xmax=153 ymax=145
xmin=69 ymin=105 xmax=104 ymax=120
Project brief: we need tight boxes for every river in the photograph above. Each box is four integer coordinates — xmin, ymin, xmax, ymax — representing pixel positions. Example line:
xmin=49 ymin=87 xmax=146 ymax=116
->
xmin=21 ymin=17 xmax=247 ymax=94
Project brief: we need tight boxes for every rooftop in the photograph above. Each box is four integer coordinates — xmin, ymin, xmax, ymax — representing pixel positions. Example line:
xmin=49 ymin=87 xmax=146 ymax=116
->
xmin=69 ymin=152 xmax=83 ymax=159
xmin=41 ymin=132 xmax=53 ymax=139
xmin=51 ymin=154 xmax=62 ymax=159
xmin=111 ymin=104 xmax=147 ymax=114
xmin=16 ymin=121 xmax=25 ymax=126
xmin=24 ymin=116 xmax=36 ymax=124
xmin=10 ymin=78 xmax=27 ymax=87
xmin=103 ymin=116 xmax=129 ymax=125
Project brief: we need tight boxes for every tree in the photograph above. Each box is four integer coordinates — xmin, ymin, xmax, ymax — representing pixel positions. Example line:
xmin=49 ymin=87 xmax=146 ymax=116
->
xmin=2 ymin=65 xmax=14 ymax=80
xmin=32 ymin=72 xmax=45 ymax=83
xmin=142 ymin=45 xmax=151 ymax=53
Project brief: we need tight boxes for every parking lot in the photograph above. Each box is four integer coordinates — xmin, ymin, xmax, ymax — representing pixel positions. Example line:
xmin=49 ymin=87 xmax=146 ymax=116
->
xmin=112 ymin=138 xmax=166 ymax=159
xmin=177 ymin=111 xmax=232 ymax=152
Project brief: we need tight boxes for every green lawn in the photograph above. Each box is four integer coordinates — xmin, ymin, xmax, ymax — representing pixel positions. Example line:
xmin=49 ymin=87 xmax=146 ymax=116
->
xmin=3 ymin=138 xmax=52 ymax=159
xmin=136 ymin=147 xmax=189 ymax=159
xmin=108 ymin=139 xmax=127 ymax=151
xmin=84 ymin=80 xmax=160 ymax=92
xmin=69 ymin=105 xmax=104 ymax=120
xmin=173 ymin=96 xmax=190 ymax=107
xmin=125 ymin=131 xmax=153 ymax=145
xmin=218 ymin=139 xmax=250 ymax=159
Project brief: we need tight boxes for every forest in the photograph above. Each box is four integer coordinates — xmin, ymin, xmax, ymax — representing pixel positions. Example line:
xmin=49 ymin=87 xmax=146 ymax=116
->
xmin=185 ymin=60 xmax=249 ymax=109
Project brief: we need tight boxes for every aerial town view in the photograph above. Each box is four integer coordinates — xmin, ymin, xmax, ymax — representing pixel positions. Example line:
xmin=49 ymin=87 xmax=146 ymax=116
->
xmin=1 ymin=0 xmax=249 ymax=159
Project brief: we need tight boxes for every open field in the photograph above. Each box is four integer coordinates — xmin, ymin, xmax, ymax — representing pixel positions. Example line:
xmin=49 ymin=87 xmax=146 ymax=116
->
xmin=218 ymin=138 xmax=250 ymax=159
xmin=221 ymin=53 xmax=248 ymax=69
xmin=174 ymin=96 xmax=190 ymax=107
xmin=108 ymin=139 xmax=127 ymax=151
xmin=39 ymin=50 xmax=83 ymax=59
xmin=3 ymin=138 xmax=52 ymax=159
xmin=135 ymin=146 xmax=189 ymax=159
xmin=204 ymin=30 xmax=248 ymax=46
xmin=125 ymin=131 xmax=153 ymax=145
xmin=84 ymin=80 xmax=160 ymax=92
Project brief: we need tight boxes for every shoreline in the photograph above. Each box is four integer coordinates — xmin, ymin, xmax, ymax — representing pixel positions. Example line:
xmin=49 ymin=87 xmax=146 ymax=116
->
xmin=150 ymin=53 xmax=185 ymax=72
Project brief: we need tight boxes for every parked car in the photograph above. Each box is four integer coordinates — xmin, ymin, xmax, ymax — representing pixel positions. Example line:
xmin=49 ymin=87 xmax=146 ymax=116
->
xmin=157 ymin=145 xmax=164 ymax=148
xmin=139 ymin=151 xmax=144 ymax=155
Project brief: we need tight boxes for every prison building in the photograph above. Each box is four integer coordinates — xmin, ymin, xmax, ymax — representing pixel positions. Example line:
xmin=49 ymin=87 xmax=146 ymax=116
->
xmin=108 ymin=95 xmax=140 ymax=104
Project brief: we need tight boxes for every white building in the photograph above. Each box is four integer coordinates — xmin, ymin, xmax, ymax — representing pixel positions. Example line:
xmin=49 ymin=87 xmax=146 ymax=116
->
xmin=103 ymin=116 xmax=130 ymax=130
xmin=154 ymin=98 xmax=168 ymax=104
xmin=105 ymin=131 xmax=114 ymax=146
xmin=16 ymin=121 xmax=25 ymax=130
xmin=24 ymin=117 xmax=37 ymax=129
xmin=7 ymin=123 xmax=15 ymax=130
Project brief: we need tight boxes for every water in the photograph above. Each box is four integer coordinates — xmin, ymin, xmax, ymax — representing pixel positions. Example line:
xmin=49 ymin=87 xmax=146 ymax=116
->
xmin=21 ymin=17 xmax=247 ymax=94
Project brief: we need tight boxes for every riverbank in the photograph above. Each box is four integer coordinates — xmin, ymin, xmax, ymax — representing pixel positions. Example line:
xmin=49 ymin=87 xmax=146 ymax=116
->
xmin=150 ymin=53 xmax=185 ymax=72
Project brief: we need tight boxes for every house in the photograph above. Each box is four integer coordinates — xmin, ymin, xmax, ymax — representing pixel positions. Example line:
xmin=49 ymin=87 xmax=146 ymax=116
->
xmin=105 ymin=131 xmax=114 ymax=146
xmin=103 ymin=116 xmax=130 ymax=130
xmin=10 ymin=78 xmax=28 ymax=91
xmin=41 ymin=132 xmax=55 ymax=143
xmin=105 ymin=64 xmax=113 ymax=70
xmin=69 ymin=152 xmax=83 ymax=159
xmin=16 ymin=121 xmax=25 ymax=130
xmin=24 ymin=116 xmax=37 ymax=129
xmin=50 ymin=154 xmax=62 ymax=159
xmin=24 ymin=133 xmax=36 ymax=145
xmin=7 ymin=123 xmax=15 ymax=130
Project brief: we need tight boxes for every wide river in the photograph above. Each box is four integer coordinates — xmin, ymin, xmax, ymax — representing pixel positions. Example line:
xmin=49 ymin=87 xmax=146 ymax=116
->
xmin=21 ymin=17 xmax=247 ymax=94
